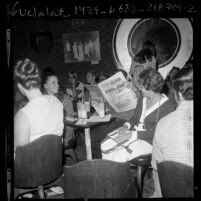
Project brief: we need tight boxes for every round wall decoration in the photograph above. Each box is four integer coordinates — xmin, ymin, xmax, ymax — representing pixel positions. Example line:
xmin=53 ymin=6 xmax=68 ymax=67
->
xmin=112 ymin=18 xmax=193 ymax=78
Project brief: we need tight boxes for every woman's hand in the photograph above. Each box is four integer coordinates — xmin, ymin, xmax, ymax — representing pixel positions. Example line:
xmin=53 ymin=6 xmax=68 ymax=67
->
xmin=117 ymin=124 xmax=129 ymax=135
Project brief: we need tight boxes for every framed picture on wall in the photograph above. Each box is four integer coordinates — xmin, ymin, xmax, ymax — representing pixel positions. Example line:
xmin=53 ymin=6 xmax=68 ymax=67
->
xmin=63 ymin=31 xmax=101 ymax=63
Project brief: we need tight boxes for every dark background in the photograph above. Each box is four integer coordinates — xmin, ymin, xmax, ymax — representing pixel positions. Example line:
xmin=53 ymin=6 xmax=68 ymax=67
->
xmin=13 ymin=19 xmax=119 ymax=88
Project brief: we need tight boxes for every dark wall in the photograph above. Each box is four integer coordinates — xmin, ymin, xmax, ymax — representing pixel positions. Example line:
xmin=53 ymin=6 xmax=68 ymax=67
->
xmin=13 ymin=19 xmax=119 ymax=86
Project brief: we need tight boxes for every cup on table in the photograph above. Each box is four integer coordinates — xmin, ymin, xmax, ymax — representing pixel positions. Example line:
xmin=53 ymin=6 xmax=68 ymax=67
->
xmin=77 ymin=102 xmax=87 ymax=119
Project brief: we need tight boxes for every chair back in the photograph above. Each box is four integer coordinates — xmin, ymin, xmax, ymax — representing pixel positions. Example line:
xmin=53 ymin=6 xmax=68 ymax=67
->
xmin=157 ymin=160 xmax=193 ymax=197
xmin=15 ymin=135 xmax=63 ymax=188
xmin=130 ymin=153 xmax=152 ymax=167
xmin=64 ymin=159 xmax=136 ymax=199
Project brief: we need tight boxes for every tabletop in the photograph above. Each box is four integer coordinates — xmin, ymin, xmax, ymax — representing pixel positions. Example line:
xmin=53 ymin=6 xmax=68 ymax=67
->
xmin=64 ymin=117 xmax=117 ymax=129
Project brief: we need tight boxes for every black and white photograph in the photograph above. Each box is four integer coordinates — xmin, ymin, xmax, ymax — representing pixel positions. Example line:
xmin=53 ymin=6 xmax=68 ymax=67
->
xmin=4 ymin=0 xmax=199 ymax=200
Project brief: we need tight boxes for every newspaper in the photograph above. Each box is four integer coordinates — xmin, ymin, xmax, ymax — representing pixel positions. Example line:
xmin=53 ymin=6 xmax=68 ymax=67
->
xmin=85 ymin=72 xmax=137 ymax=113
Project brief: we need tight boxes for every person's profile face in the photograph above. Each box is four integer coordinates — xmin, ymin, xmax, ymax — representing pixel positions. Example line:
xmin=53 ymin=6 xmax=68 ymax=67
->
xmin=130 ymin=66 xmax=144 ymax=89
xmin=44 ymin=75 xmax=59 ymax=95
xmin=129 ymin=60 xmax=146 ymax=76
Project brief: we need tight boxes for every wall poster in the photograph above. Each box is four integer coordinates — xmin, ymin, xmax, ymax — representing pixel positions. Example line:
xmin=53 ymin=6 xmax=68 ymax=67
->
xmin=63 ymin=31 xmax=101 ymax=63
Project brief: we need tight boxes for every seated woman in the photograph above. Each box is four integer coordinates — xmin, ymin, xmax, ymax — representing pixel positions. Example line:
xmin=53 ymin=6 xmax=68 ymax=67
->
xmin=151 ymin=66 xmax=193 ymax=197
xmin=14 ymin=58 xmax=64 ymax=152
xmin=41 ymin=67 xmax=76 ymax=148
xmin=162 ymin=66 xmax=181 ymax=106
xmin=141 ymin=40 xmax=158 ymax=67
xmin=101 ymin=68 xmax=176 ymax=162
xmin=86 ymin=71 xmax=100 ymax=85
xmin=130 ymin=48 xmax=158 ymax=73
xmin=129 ymin=48 xmax=158 ymax=100
xmin=66 ymin=71 xmax=84 ymax=104
xmin=84 ymin=71 xmax=100 ymax=102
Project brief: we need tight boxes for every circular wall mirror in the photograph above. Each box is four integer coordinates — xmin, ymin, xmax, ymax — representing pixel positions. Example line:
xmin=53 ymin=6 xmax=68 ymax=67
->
xmin=112 ymin=18 xmax=193 ymax=78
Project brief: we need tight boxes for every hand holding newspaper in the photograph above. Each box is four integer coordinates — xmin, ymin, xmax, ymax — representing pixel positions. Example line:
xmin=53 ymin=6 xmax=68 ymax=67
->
xmin=85 ymin=72 xmax=137 ymax=113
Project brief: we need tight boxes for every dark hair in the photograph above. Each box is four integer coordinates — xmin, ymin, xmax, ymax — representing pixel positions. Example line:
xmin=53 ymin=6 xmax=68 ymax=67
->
xmin=138 ymin=68 xmax=164 ymax=93
xmin=87 ymin=71 xmax=100 ymax=84
xmin=184 ymin=60 xmax=193 ymax=69
xmin=14 ymin=58 xmax=41 ymax=90
xmin=68 ymin=71 xmax=78 ymax=79
xmin=41 ymin=66 xmax=57 ymax=91
xmin=133 ymin=50 xmax=146 ymax=64
xmin=161 ymin=67 xmax=180 ymax=95
xmin=42 ymin=66 xmax=56 ymax=75
xmin=134 ymin=49 xmax=155 ymax=63
xmin=172 ymin=66 xmax=193 ymax=100
xmin=95 ymin=75 xmax=100 ymax=83
xmin=168 ymin=67 xmax=180 ymax=81
xmin=118 ymin=69 xmax=128 ymax=79
xmin=142 ymin=40 xmax=157 ymax=57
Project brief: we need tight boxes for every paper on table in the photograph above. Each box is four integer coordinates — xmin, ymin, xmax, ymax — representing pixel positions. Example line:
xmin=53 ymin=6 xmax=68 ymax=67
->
xmin=87 ymin=114 xmax=111 ymax=122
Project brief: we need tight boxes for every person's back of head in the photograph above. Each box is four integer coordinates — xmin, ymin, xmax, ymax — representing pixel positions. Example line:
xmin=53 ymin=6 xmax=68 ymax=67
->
xmin=138 ymin=68 xmax=164 ymax=93
xmin=172 ymin=66 xmax=193 ymax=101
xmin=14 ymin=58 xmax=41 ymax=90
xmin=168 ymin=66 xmax=181 ymax=81
xmin=143 ymin=49 xmax=155 ymax=61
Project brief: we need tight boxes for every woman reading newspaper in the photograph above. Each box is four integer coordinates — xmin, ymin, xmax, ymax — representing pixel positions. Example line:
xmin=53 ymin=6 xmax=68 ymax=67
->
xmin=101 ymin=68 xmax=176 ymax=162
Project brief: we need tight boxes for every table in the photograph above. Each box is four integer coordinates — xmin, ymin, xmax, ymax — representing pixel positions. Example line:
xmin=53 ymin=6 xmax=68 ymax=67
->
xmin=65 ymin=119 xmax=112 ymax=160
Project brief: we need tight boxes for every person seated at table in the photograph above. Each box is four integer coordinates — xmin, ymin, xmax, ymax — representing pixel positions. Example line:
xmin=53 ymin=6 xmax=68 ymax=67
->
xmin=66 ymin=71 xmax=84 ymax=104
xmin=130 ymin=48 xmax=158 ymax=71
xmin=41 ymin=67 xmax=76 ymax=148
xmin=86 ymin=71 xmax=100 ymax=85
xmin=129 ymin=48 xmax=158 ymax=100
xmin=141 ymin=40 xmax=157 ymax=67
xmin=99 ymin=72 xmax=108 ymax=82
xmin=14 ymin=58 xmax=64 ymax=152
xmin=101 ymin=68 xmax=176 ymax=162
xmin=162 ymin=66 xmax=181 ymax=106
xmin=151 ymin=66 xmax=193 ymax=197
xmin=84 ymin=71 xmax=100 ymax=103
